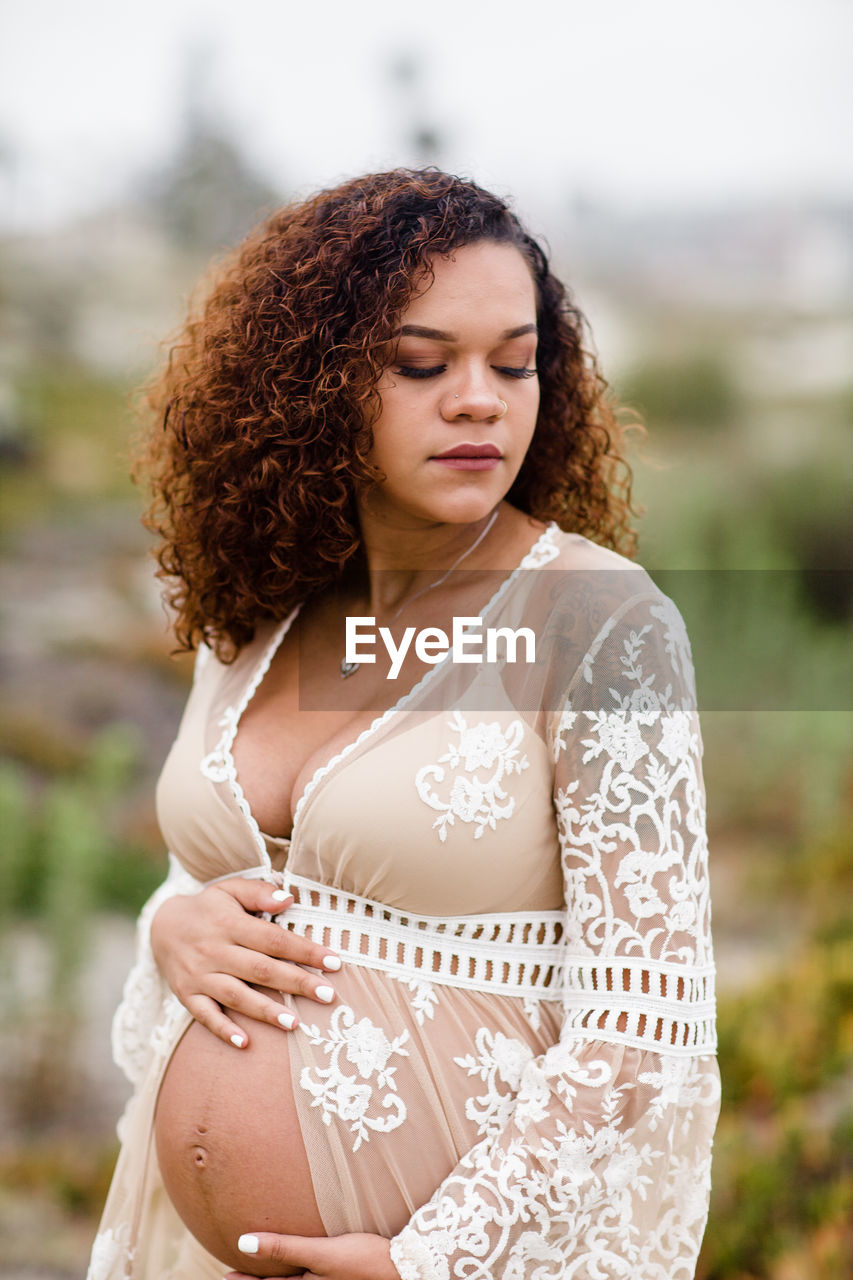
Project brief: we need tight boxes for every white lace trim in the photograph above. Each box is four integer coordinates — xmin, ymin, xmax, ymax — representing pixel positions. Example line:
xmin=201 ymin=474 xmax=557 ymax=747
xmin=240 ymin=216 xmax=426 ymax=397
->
xmin=279 ymin=874 xmax=565 ymax=998
xmin=199 ymin=610 xmax=298 ymax=867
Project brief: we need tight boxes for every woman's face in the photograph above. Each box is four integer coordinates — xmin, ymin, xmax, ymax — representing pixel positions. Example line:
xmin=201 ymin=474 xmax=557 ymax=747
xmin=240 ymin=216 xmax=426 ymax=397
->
xmin=361 ymin=240 xmax=540 ymax=530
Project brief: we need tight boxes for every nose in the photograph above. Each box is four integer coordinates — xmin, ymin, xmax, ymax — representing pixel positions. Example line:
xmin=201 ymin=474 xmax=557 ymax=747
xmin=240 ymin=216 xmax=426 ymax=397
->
xmin=441 ymin=365 xmax=506 ymax=422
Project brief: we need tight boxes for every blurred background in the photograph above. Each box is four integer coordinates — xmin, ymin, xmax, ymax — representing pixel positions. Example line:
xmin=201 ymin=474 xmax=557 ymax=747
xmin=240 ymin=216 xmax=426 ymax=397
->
xmin=0 ymin=1 xmax=851 ymax=1276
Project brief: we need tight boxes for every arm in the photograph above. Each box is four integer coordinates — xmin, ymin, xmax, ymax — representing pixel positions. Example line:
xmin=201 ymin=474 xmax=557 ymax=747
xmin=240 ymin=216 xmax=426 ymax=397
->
xmin=389 ymin=591 xmax=721 ymax=1280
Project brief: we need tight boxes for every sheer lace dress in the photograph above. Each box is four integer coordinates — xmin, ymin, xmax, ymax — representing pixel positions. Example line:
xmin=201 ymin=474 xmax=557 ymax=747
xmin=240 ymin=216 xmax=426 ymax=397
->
xmin=88 ymin=525 xmax=719 ymax=1280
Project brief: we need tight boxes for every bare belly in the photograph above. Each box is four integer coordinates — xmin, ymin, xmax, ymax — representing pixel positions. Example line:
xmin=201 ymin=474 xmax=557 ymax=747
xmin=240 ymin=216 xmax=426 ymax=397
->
xmin=154 ymin=1007 xmax=324 ymax=1276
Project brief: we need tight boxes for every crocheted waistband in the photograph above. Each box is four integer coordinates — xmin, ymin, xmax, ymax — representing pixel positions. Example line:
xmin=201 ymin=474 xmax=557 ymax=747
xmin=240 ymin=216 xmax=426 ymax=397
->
xmin=277 ymin=873 xmax=566 ymax=999
xmin=274 ymin=873 xmax=717 ymax=1055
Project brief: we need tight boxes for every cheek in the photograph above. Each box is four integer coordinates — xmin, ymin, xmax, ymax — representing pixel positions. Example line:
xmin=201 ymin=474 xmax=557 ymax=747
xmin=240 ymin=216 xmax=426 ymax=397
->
xmin=516 ymin=391 xmax=540 ymax=448
xmin=366 ymin=405 xmax=416 ymax=471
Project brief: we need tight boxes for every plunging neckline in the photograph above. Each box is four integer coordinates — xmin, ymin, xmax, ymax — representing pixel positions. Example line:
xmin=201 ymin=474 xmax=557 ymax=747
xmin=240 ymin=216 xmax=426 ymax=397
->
xmin=221 ymin=522 xmax=560 ymax=870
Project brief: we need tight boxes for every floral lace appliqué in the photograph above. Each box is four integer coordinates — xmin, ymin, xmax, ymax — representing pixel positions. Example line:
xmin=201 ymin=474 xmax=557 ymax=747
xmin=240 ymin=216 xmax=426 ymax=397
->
xmin=86 ymin=1223 xmax=132 ymax=1280
xmin=406 ymin=977 xmax=438 ymax=1026
xmin=454 ymin=1029 xmax=534 ymax=1140
xmin=415 ymin=712 xmax=529 ymax=842
xmin=299 ymin=1005 xmax=410 ymax=1151
xmin=555 ymin=616 xmax=710 ymax=966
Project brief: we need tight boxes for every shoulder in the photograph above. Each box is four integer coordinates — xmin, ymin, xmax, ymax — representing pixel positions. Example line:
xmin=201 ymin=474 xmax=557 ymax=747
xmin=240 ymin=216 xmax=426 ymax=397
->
xmin=544 ymin=526 xmax=650 ymax=579
xmin=517 ymin=527 xmax=697 ymax=702
xmin=521 ymin=526 xmax=662 ymax=633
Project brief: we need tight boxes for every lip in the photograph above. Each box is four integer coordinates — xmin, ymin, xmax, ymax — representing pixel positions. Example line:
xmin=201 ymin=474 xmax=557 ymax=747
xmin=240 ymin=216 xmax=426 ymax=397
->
xmin=432 ymin=443 xmax=502 ymax=460
xmin=432 ymin=456 xmax=501 ymax=471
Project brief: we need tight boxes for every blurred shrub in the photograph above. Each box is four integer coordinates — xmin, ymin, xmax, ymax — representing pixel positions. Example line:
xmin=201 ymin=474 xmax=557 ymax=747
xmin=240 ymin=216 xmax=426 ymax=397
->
xmin=0 ymin=363 xmax=133 ymax=536
xmin=702 ymin=1110 xmax=853 ymax=1279
xmin=653 ymin=569 xmax=853 ymax=721
xmin=618 ymin=351 xmax=741 ymax=432
xmin=717 ymin=939 xmax=853 ymax=1111
xmin=700 ymin=825 xmax=853 ymax=1277
xmin=0 ymin=1139 xmax=119 ymax=1217
xmin=0 ymin=728 xmax=164 ymax=1129
xmin=0 ymin=728 xmax=164 ymax=922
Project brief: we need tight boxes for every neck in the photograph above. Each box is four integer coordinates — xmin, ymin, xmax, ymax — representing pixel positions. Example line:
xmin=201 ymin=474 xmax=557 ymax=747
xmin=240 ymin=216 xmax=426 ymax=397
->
xmin=351 ymin=505 xmax=503 ymax=618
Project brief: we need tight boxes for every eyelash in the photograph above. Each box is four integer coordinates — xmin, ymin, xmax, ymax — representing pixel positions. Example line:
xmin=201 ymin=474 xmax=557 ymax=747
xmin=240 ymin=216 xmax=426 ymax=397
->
xmin=394 ymin=365 xmax=537 ymax=381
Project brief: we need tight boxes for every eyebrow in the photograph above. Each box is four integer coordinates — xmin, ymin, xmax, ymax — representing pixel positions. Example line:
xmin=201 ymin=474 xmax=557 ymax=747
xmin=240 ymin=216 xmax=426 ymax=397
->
xmin=397 ymin=323 xmax=538 ymax=341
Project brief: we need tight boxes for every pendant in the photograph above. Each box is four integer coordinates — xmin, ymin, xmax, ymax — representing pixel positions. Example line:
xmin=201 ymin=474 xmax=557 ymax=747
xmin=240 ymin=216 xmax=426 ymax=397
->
xmin=340 ymin=658 xmax=360 ymax=679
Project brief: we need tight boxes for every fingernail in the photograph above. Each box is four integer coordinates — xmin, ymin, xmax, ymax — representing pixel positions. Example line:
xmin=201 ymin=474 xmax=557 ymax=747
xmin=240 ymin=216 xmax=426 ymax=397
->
xmin=322 ymin=954 xmax=342 ymax=971
xmin=230 ymin=1034 xmax=246 ymax=1048
xmin=238 ymin=1233 xmax=259 ymax=1254
xmin=271 ymin=889 xmax=292 ymax=903
xmin=315 ymin=985 xmax=335 ymax=1003
xmin=277 ymin=1010 xmax=297 ymax=1029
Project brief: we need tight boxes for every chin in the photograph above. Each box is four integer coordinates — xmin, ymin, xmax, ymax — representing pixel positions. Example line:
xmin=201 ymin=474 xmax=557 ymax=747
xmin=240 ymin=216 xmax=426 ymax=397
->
xmin=416 ymin=486 xmax=510 ymax=528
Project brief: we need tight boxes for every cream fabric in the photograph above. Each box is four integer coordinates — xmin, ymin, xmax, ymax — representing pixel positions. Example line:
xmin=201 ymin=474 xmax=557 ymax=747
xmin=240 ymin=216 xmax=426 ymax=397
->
xmin=88 ymin=525 xmax=719 ymax=1279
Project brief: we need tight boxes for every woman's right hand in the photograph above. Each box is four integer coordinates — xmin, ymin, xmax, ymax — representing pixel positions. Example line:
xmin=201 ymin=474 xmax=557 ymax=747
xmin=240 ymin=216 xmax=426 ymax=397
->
xmin=149 ymin=878 xmax=342 ymax=1048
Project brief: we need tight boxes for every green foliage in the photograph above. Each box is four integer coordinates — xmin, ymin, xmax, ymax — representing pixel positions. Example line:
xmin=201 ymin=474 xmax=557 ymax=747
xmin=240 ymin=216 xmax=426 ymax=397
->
xmin=0 ymin=744 xmax=164 ymax=924
xmin=0 ymin=764 xmax=32 ymax=985
xmin=700 ymin=826 xmax=853 ymax=1277
xmin=618 ymin=352 xmax=741 ymax=432
xmin=652 ymin=570 xmax=853 ymax=718
xmin=0 ymin=727 xmax=163 ymax=996
xmin=0 ymin=1139 xmax=119 ymax=1216
xmin=0 ymin=363 xmax=134 ymax=537
xmin=0 ymin=728 xmax=165 ymax=1134
xmin=702 ymin=1111 xmax=853 ymax=1278
xmin=717 ymin=941 xmax=853 ymax=1110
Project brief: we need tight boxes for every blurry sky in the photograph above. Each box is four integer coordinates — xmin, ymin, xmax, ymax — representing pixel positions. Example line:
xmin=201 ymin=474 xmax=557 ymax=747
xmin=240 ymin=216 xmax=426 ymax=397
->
xmin=1 ymin=0 xmax=852 ymax=230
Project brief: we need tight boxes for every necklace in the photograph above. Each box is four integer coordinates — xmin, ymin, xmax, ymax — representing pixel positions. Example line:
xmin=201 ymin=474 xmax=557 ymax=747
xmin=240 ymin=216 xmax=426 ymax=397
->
xmin=340 ymin=509 xmax=500 ymax=679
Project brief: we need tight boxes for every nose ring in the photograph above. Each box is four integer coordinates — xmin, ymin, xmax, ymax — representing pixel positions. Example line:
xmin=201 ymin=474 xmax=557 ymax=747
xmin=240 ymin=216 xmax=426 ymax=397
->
xmin=496 ymin=399 xmax=508 ymax=419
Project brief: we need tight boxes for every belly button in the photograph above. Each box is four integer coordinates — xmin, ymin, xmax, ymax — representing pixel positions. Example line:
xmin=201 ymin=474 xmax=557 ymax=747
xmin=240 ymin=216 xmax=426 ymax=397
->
xmin=192 ymin=1145 xmax=208 ymax=1168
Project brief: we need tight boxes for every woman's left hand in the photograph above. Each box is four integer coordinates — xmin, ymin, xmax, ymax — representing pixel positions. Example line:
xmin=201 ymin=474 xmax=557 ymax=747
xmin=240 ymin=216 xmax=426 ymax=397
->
xmin=225 ymin=1231 xmax=400 ymax=1280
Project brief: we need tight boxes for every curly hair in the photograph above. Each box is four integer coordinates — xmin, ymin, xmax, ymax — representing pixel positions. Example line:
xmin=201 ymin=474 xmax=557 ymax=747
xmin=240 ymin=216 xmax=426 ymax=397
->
xmin=136 ymin=167 xmax=641 ymax=659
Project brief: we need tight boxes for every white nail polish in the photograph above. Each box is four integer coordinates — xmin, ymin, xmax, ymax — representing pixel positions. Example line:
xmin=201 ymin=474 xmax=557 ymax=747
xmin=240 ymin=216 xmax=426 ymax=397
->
xmin=315 ymin=985 xmax=335 ymax=1003
xmin=277 ymin=1010 xmax=297 ymax=1029
xmin=230 ymin=1033 xmax=246 ymax=1048
xmin=238 ymin=1233 xmax=259 ymax=1254
xmin=271 ymin=889 xmax=291 ymax=902
xmin=322 ymin=954 xmax=342 ymax=971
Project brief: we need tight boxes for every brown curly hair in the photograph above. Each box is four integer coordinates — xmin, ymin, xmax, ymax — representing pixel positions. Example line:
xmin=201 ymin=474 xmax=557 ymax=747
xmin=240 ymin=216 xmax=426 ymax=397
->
xmin=136 ymin=167 xmax=641 ymax=659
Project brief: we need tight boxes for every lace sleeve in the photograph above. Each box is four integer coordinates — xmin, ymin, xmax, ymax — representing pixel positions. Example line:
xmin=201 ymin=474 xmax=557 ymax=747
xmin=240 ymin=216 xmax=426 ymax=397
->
xmin=110 ymin=853 xmax=203 ymax=1086
xmin=389 ymin=592 xmax=721 ymax=1280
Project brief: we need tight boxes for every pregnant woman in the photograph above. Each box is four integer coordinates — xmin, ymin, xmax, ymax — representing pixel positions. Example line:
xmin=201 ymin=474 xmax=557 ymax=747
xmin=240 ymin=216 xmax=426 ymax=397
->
xmin=88 ymin=169 xmax=719 ymax=1280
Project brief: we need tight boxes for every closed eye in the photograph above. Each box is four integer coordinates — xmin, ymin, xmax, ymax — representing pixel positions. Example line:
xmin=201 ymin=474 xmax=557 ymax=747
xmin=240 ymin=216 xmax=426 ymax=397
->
xmin=394 ymin=365 xmax=445 ymax=379
xmin=394 ymin=365 xmax=537 ymax=380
